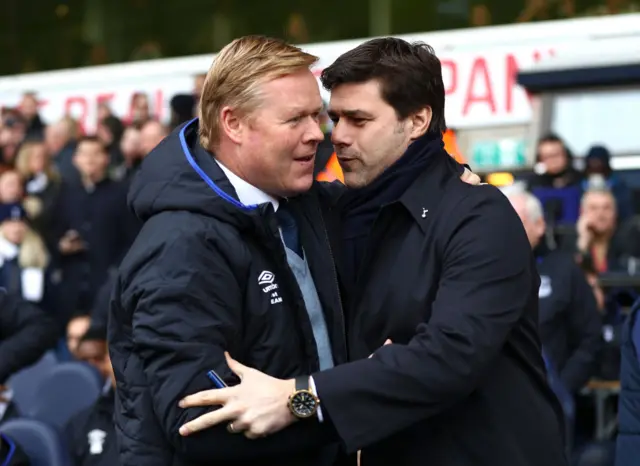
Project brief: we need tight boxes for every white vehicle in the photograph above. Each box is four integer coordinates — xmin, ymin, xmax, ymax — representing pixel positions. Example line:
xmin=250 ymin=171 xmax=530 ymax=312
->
xmin=1 ymin=13 xmax=639 ymax=172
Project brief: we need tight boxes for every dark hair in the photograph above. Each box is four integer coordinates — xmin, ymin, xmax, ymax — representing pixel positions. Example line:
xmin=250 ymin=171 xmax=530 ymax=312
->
xmin=537 ymin=133 xmax=564 ymax=146
xmin=536 ymin=133 xmax=573 ymax=161
xmin=79 ymin=325 xmax=107 ymax=345
xmin=320 ymin=37 xmax=446 ymax=134
xmin=77 ymin=135 xmax=107 ymax=153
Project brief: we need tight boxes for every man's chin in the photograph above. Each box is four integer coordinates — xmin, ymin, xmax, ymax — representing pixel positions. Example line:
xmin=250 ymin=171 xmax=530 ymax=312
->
xmin=343 ymin=172 xmax=368 ymax=189
xmin=281 ymin=177 xmax=314 ymax=197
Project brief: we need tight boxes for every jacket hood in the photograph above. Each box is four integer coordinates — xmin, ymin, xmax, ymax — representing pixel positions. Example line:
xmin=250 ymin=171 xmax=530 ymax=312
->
xmin=128 ymin=118 xmax=267 ymax=227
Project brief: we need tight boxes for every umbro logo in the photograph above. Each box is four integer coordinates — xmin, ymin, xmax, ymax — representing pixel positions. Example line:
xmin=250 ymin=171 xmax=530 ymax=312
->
xmin=258 ymin=270 xmax=282 ymax=304
xmin=258 ymin=271 xmax=275 ymax=285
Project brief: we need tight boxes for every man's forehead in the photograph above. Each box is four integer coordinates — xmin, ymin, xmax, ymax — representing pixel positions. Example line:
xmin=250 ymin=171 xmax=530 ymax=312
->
xmin=328 ymin=82 xmax=383 ymax=115
xmin=585 ymin=192 xmax=614 ymax=207
xmin=326 ymin=103 xmax=375 ymax=117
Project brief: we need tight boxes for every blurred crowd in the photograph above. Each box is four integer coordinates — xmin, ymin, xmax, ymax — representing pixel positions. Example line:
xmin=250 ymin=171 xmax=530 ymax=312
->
xmin=502 ymin=134 xmax=640 ymax=464
xmin=0 ymin=78 xmax=638 ymax=465
xmin=0 ymin=88 xmax=180 ymax=463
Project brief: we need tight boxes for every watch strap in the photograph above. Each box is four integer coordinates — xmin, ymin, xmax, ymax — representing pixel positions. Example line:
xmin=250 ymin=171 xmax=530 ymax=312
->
xmin=295 ymin=375 xmax=309 ymax=392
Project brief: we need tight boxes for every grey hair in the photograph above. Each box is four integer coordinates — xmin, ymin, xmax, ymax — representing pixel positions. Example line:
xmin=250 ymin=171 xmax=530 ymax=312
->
xmin=581 ymin=186 xmax=616 ymax=210
xmin=506 ymin=190 xmax=544 ymax=222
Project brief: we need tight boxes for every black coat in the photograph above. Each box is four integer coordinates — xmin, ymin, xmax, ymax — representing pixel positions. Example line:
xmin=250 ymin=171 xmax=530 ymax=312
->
xmin=0 ymin=289 xmax=57 ymax=384
xmin=64 ymin=388 xmax=118 ymax=466
xmin=109 ymin=120 xmax=346 ymax=466
xmin=51 ymin=177 xmax=136 ymax=319
xmin=312 ymin=153 xmax=568 ymax=466
xmin=536 ymin=247 xmax=602 ymax=392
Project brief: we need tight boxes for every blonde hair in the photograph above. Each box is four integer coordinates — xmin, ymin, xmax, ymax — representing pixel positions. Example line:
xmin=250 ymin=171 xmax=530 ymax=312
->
xmin=59 ymin=116 xmax=80 ymax=140
xmin=198 ymin=35 xmax=318 ymax=149
xmin=14 ymin=141 xmax=60 ymax=182
xmin=0 ymin=227 xmax=49 ymax=269
xmin=19 ymin=228 xmax=49 ymax=269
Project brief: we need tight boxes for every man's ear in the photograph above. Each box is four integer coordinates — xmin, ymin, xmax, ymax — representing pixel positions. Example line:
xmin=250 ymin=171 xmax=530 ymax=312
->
xmin=408 ymin=107 xmax=432 ymax=140
xmin=219 ymin=106 xmax=243 ymax=145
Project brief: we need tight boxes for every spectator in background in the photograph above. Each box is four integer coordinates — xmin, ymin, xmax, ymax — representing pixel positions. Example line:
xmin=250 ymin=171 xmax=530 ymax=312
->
xmin=583 ymin=145 xmax=632 ymax=221
xmin=167 ymin=74 xmax=207 ymax=130
xmin=75 ymin=326 xmax=112 ymax=383
xmin=0 ymin=203 xmax=50 ymax=307
xmin=96 ymin=116 xmax=125 ymax=168
xmin=45 ymin=116 xmax=80 ymax=183
xmin=0 ymin=112 xmax=26 ymax=169
xmin=65 ymin=326 xmax=118 ymax=465
xmin=507 ymin=190 xmax=602 ymax=394
xmin=18 ymin=92 xmax=45 ymax=141
xmin=0 ymin=170 xmax=24 ymax=204
xmin=126 ymin=92 xmax=152 ymax=128
xmin=0 ymin=288 xmax=57 ymax=392
xmin=169 ymin=94 xmax=195 ymax=130
xmin=139 ymin=120 xmax=168 ymax=156
xmin=112 ymin=126 xmax=144 ymax=182
xmin=97 ymin=102 xmax=113 ymax=122
xmin=66 ymin=313 xmax=91 ymax=358
xmin=574 ymin=188 xmax=630 ymax=273
xmin=51 ymin=136 xmax=133 ymax=324
xmin=529 ymin=134 xmax=582 ymax=189
xmin=14 ymin=141 xmax=62 ymax=244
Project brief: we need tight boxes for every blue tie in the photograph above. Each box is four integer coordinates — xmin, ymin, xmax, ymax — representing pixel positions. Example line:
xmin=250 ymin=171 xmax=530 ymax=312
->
xmin=276 ymin=204 xmax=302 ymax=257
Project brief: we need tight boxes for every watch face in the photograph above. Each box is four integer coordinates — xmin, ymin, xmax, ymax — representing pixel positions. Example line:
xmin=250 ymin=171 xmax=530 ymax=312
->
xmin=291 ymin=391 xmax=318 ymax=417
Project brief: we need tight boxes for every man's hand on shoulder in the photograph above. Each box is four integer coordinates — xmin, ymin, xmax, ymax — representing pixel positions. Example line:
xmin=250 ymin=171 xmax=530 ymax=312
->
xmin=460 ymin=167 xmax=482 ymax=186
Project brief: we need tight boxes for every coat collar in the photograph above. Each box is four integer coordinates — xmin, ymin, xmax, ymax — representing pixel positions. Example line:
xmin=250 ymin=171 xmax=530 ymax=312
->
xmin=398 ymin=152 xmax=462 ymax=234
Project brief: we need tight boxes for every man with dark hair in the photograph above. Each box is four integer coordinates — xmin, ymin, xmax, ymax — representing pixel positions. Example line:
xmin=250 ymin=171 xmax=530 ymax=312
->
xmin=64 ymin=325 xmax=118 ymax=466
xmin=529 ymin=133 xmax=582 ymax=190
xmin=178 ymin=37 xmax=567 ymax=466
xmin=52 ymin=136 xmax=134 ymax=323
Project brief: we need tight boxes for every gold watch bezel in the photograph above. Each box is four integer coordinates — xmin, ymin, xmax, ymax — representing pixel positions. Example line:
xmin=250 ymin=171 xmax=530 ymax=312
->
xmin=288 ymin=389 xmax=320 ymax=419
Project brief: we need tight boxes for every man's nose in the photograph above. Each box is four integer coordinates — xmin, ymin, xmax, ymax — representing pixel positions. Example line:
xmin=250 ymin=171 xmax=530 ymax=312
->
xmin=305 ymin=119 xmax=325 ymax=144
xmin=331 ymin=121 xmax=350 ymax=148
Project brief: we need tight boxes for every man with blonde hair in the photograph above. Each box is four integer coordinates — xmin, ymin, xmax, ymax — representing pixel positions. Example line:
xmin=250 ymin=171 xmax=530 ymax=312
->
xmin=109 ymin=35 xmax=348 ymax=466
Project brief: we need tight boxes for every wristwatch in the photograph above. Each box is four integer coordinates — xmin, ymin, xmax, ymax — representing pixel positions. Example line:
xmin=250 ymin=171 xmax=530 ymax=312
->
xmin=288 ymin=376 xmax=320 ymax=419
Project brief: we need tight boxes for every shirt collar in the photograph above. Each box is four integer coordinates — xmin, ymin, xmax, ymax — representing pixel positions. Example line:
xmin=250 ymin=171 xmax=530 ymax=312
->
xmin=0 ymin=236 xmax=19 ymax=263
xmin=214 ymin=159 xmax=279 ymax=212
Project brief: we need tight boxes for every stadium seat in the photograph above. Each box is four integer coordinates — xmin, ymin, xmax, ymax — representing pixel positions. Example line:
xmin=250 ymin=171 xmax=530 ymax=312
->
xmin=30 ymin=362 xmax=102 ymax=429
xmin=0 ymin=418 xmax=71 ymax=466
xmin=531 ymin=186 xmax=582 ymax=225
xmin=6 ymin=350 xmax=58 ymax=416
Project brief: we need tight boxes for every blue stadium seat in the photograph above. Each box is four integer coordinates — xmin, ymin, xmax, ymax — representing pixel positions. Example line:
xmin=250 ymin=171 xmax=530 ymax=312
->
xmin=30 ymin=362 xmax=102 ymax=429
xmin=531 ymin=186 xmax=582 ymax=225
xmin=0 ymin=418 xmax=71 ymax=466
xmin=6 ymin=350 xmax=58 ymax=416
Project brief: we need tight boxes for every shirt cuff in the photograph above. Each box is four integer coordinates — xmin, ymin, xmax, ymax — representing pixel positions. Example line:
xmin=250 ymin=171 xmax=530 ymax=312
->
xmin=309 ymin=376 xmax=324 ymax=422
